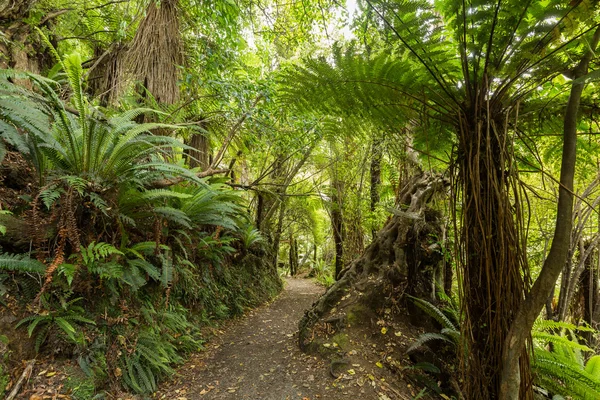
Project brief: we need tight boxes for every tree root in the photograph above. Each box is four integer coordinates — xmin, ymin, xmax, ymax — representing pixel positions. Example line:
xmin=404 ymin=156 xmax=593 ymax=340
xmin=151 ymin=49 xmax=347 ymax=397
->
xmin=298 ymin=172 xmax=448 ymax=351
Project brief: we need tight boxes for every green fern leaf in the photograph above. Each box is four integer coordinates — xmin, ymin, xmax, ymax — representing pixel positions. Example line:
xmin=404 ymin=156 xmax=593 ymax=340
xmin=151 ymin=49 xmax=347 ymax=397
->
xmin=406 ymin=295 xmax=457 ymax=331
xmin=0 ymin=253 xmax=46 ymax=273
xmin=585 ymin=355 xmax=600 ymax=378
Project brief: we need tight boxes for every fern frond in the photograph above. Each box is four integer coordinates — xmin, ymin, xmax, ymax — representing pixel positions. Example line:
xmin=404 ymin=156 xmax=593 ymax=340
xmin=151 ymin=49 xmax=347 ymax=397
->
xmin=0 ymin=253 xmax=46 ymax=273
xmin=406 ymin=295 xmax=457 ymax=331
xmin=407 ymin=332 xmax=452 ymax=353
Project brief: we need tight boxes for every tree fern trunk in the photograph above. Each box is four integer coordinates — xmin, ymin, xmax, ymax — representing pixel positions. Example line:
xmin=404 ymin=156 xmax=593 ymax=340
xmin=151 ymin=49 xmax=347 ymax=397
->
xmin=457 ymin=106 xmax=531 ymax=399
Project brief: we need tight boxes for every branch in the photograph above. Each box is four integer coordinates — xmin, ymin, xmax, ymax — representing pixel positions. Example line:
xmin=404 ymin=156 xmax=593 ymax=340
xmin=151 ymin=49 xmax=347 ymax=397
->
xmin=85 ymin=0 xmax=129 ymax=10
xmin=39 ymin=9 xmax=72 ymax=25
xmin=500 ymin=25 xmax=600 ymax=399
xmin=6 ymin=360 xmax=35 ymax=400
xmin=210 ymin=95 xmax=263 ymax=169
xmin=149 ymin=168 xmax=230 ymax=189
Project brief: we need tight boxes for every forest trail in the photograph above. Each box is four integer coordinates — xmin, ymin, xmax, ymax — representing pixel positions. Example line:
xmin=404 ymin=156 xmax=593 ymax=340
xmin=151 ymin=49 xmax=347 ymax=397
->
xmin=157 ymin=278 xmax=386 ymax=400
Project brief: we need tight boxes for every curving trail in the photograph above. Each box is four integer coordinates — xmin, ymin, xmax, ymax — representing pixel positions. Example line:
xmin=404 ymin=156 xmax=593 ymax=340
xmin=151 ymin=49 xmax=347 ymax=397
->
xmin=157 ymin=278 xmax=383 ymax=400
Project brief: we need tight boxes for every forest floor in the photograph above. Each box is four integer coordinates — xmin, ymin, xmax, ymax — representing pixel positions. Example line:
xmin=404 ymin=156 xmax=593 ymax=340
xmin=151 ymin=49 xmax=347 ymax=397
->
xmin=156 ymin=277 xmax=419 ymax=400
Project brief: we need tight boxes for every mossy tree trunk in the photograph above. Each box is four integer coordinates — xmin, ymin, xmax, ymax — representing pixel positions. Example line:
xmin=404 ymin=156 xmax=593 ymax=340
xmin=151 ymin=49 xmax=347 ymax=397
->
xmin=299 ymin=173 xmax=448 ymax=350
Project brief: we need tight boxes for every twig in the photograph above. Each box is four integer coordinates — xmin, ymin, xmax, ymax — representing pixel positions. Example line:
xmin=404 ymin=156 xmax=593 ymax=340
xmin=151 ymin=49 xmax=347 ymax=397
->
xmin=39 ymin=9 xmax=72 ymax=25
xmin=149 ymin=168 xmax=230 ymax=189
xmin=210 ymin=95 xmax=263 ymax=169
xmin=6 ymin=359 xmax=35 ymax=400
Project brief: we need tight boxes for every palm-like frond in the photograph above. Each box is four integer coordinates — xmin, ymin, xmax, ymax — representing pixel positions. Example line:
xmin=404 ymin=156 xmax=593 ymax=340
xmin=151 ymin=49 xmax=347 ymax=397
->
xmin=407 ymin=332 xmax=453 ymax=353
xmin=0 ymin=62 xmax=190 ymax=189
xmin=178 ymin=183 xmax=247 ymax=231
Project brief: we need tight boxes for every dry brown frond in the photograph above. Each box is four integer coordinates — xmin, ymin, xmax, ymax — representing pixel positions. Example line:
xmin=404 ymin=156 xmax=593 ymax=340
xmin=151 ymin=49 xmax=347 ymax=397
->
xmin=88 ymin=43 xmax=128 ymax=105
xmin=127 ymin=0 xmax=183 ymax=105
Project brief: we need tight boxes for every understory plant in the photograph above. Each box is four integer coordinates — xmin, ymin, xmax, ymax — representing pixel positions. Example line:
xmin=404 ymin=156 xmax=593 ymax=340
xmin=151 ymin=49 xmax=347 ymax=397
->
xmin=406 ymin=297 xmax=600 ymax=398
xmin=0 ymin=46 xmax=282 ymax=395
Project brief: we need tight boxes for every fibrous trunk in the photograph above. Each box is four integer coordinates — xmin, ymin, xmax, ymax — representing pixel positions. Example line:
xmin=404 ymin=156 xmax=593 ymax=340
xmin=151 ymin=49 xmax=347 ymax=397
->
xmin=457 ymin=109 xmax=531 ymax=399
xmin=128 ymin=0 xmax=182 ymax=105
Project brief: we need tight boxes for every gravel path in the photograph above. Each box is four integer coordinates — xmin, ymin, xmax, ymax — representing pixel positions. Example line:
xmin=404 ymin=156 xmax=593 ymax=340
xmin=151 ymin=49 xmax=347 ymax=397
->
xmin=157 ymin=278 xmax=382 ymax=400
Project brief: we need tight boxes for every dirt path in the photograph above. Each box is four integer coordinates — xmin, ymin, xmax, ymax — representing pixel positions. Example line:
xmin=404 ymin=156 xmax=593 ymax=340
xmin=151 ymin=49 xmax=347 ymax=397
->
xmin=157 ymin=278 xmax=386 ymax=400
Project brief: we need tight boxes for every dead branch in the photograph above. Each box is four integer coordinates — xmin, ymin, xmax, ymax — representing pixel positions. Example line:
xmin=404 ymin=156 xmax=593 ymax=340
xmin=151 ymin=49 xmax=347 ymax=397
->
xmin=6 ymin=360 xmax=35 ymax=400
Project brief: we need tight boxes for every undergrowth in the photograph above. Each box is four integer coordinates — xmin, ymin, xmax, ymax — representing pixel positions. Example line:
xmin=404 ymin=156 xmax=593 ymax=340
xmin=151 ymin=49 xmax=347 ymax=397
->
xmin=0 ymin=53 xmax=282 ymax=396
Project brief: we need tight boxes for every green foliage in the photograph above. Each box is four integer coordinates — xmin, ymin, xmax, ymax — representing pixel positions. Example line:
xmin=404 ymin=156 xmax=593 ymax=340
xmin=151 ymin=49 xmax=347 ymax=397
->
xmin=407 ymin=332 xmax=453 ymax=354
xmin=0 ymin=253 xmax=46 ymax=274
xmin=0 ymin=210 xmax=10 ymax=235
xmin=0 ymin=364 xmax=8 ymax=399
xmin=16 ymin=297 xmax=95 ymax=352
xmin=309 ymin=259 xmax=336 ymax=287
xmin=406 ymin=295 xmax=457 ymax=332
xmin=532 ymin=321 xmax=600 ymax=399
xmin=116 ymin=302 xmax=202 ymax=394
xmin=63 ymin=367 xmax=97 ymax=400
xmin=0 ymin=63 xmax=191 ymax=189
xmin=238 ymin=224 xmax=265 ymax=250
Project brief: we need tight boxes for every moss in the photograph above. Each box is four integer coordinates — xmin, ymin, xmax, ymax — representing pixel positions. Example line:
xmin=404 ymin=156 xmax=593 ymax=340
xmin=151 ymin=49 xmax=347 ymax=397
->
xmin=332 ymin=333 xmax=349 ymax=350
xmin=0 ymin=365 xmax=8 ymax=398
xmin=0 ymin=334 xmax=9 ymax=398
xmin=64 ymin=368 xmax=96 ymax=400
xmin=346 ymin=304 xmax=370 ymax=325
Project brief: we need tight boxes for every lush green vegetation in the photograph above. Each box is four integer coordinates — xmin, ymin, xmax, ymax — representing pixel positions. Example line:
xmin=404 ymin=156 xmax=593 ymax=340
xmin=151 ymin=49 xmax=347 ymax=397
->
xmin=1 ymin=0 xmax=600 ymax=398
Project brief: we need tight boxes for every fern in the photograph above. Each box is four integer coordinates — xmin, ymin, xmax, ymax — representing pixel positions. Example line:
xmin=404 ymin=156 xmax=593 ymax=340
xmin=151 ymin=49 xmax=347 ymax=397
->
xmin=406 ymin=295 xmax=457 ymax=331
xmin=532 ymin=321 xmax=600 ymax=399
xmin=80 ymin=242 xmax=123 ymax=266
xmin=407 ymin=332 xmax=453 ymax=353
xmin=0 ymin=253 xmax=45 ymax=273
xmin=16 ymin=297 xmax=95 ymax=352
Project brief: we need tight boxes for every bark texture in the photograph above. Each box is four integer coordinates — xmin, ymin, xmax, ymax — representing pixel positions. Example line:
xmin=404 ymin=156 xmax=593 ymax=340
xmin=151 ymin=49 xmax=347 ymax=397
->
xmin=499 ymin=27 xmax=600 ymax=399
xmin=298 ymin=173 xmax=447 ymax=351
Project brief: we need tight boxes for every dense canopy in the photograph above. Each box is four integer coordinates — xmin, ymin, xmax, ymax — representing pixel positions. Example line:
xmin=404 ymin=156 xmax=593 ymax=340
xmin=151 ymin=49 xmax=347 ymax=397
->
xmin=1 ymin=0 xmax=600 ymax=399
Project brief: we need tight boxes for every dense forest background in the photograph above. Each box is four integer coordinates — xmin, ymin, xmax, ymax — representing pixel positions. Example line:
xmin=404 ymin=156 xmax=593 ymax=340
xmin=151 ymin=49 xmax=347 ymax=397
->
xmin=1 ymin=0 xmax=600 ymax=398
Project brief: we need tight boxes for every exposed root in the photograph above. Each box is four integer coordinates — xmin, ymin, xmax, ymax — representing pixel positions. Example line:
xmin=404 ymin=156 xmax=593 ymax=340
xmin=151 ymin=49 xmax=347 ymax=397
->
xmin=298 ymin=172 xmax=448 ymax=351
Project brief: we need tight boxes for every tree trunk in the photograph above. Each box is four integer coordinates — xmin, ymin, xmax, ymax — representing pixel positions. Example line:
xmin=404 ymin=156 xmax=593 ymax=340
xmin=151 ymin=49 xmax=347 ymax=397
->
xmin=272 ymin=198 xmax=286 ymax=271
xmin=87 ymin=44 xmax=126 ymax=106
xmin=256 ymin=193 xmax=265 ymax=231
xmin=289 ymin=233 xmax=298 ymax=276
xmin=299 ymin=173 xmax=448 ymax=350
xmin=458 ymin=107 xmax=531 ymax=399
xmin=370 ymin=137 xmax=382 ymax=239
xmin=499 ymin=27 xmax=600 ymax=400
xmin=580 ymin=242 xmax=598 ymax=346
xmin=331 ymin=188 xmax=344 ymax=280
xmin=185 ymin=130 xmax=211 ymax=170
